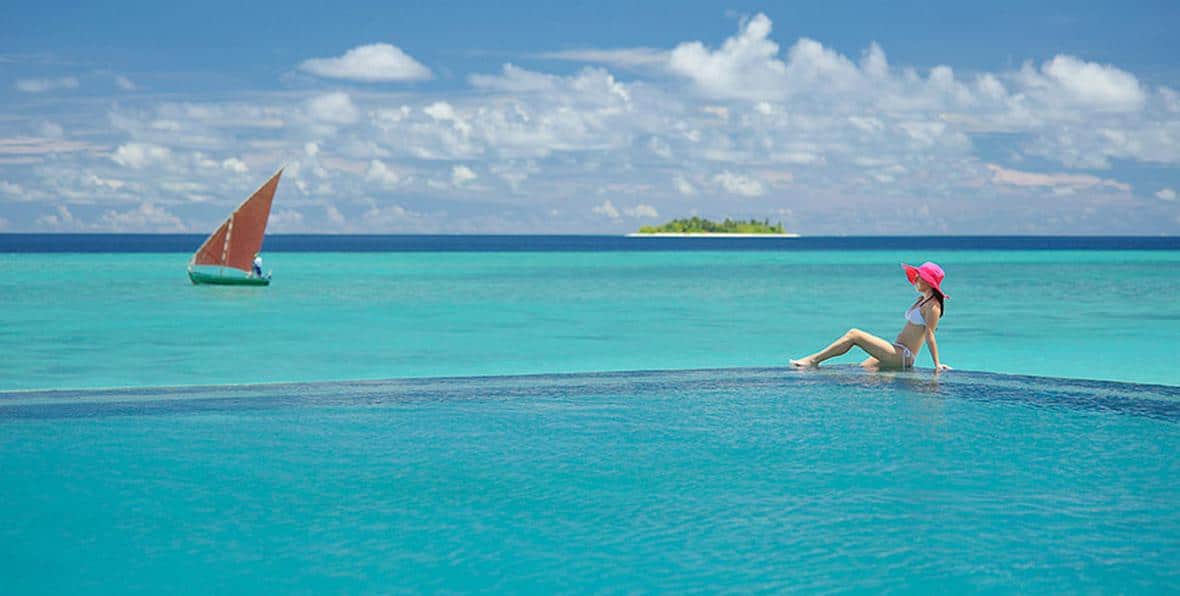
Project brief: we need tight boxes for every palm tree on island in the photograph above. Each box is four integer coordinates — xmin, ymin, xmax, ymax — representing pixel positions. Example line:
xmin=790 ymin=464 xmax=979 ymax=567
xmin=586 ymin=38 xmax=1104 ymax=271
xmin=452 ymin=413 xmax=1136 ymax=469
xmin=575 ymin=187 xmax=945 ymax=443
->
xmin=629 ymin=217 xmax=798 ymax=237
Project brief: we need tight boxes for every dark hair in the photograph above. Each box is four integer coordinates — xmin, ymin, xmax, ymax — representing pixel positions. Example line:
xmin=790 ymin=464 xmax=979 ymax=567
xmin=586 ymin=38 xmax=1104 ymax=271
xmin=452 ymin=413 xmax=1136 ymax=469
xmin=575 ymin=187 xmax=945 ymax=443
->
xmin=921 ymin=288 xmax=946 ymax=318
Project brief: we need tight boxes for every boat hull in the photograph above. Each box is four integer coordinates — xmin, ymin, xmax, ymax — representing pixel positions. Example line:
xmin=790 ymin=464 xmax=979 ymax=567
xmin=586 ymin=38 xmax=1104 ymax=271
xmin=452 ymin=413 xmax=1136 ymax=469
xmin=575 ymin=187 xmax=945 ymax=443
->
xmin=188 ymin=270 xmax=270 ymax=286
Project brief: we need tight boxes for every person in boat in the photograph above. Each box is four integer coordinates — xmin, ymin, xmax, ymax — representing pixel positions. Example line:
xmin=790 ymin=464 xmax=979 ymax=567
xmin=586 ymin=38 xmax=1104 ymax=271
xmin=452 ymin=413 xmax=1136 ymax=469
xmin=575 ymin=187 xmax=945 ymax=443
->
xmin=790 ymin=262 xmax=952 ymax=372
xmin=252 ymin=253 xmax=264 ymax=278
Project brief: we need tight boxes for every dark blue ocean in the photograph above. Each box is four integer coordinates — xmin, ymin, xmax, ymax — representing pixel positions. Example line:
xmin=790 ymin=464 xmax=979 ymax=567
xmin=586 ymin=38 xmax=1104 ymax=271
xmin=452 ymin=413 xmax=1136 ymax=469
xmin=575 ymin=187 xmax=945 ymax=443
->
xmin=1 ymin=233 xmax=1177 ymax=252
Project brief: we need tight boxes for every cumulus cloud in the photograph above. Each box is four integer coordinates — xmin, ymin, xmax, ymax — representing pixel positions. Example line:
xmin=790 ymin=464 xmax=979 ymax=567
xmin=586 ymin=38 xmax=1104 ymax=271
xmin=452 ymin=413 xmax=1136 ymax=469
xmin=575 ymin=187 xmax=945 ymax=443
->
xmin=0 ymin=180 xmax=23 ymax=195
xmin=110 ymin=142 xmax=172 ymax=169
xmin=668 ymin=14 xmax=787 ymax=101
xmin=592 ymin=199 xmax=620 ymax=219
xmin=1157 ymin=188 xmax=1176 ymax=201
xmin=366 ymin=159 xmax=401 ymax=187
xmin=97 ymin=202 xmax=185 ymax=231
xmin=361 ymin=201 xmax=421 ymax=230
xmin=1018 ymin=54 xmax=1145 ymax=112
xmin=115 ymin=75 xmax=136 ymax=91
xmin=451 ymin=165 xmax=477 ymax=186
xmin=87 ymin=174 xmax=126 ymax=191
xmin=15 ymin=77 xmax=79 ymax=93
xmin=5 ymin=14 xmax=1180 ymax=234
xmin=713 ymin=171 xmax=765 ymax=197
xmin=307 ymin=91 xmax=359 ymax=125
xmin=324 ymin=204 xmax=346 ymax=225
xmin=36 ymin=205 xmax=75 ymax=228
xmin=269 ymin=208 xmax=305 ymax=231
xmin=624 ymin=203 xmax=659 ymax=218
xmin=221 ymin=157 xmax=248 ymax=173
xmin=299 ymin=43 xmax=432 ymax=82
xmin=673 ymin=176 xmax=697 ymax=196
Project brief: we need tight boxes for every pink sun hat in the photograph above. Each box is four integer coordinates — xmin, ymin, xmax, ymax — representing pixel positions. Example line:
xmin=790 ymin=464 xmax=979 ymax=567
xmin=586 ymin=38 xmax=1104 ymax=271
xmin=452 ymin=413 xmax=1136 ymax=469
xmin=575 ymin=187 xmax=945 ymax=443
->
xmin=901 ymin=261 xmax=950 ymax=299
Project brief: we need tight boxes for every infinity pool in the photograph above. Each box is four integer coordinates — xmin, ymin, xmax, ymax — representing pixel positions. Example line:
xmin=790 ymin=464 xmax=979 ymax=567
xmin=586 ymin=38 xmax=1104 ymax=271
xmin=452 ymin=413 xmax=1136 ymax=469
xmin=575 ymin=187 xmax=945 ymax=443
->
xmin=2 ymin=367 xmax=1177 ymax=592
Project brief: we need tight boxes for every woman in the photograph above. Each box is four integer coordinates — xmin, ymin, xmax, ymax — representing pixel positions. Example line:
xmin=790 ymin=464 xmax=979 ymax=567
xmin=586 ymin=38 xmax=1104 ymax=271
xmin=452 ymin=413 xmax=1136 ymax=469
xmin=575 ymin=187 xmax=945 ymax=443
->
xmin=790 ymin=262 xmax=952 ymax=371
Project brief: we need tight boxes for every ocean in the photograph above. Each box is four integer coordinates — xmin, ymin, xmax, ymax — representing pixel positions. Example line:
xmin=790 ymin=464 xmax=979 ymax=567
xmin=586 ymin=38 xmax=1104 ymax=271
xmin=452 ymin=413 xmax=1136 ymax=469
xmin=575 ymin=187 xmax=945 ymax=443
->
xmin=2 ymin=234 xmax=1178 ymax=592
xmin=1 ymin=235 xmax=1178 ymax=389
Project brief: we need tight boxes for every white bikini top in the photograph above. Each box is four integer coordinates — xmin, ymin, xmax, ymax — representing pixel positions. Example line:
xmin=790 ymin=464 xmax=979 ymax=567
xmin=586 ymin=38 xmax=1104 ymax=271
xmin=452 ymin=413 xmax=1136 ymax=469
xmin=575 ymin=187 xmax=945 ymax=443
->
xmin=905 ymin=301 xmax=927 ymax=326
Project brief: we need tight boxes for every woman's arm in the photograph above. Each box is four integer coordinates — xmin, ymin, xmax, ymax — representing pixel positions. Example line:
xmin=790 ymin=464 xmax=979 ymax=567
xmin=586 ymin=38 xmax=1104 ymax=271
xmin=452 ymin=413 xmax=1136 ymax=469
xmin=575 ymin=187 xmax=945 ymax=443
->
xmin=923 ymin=303 xmax=951 ymax=371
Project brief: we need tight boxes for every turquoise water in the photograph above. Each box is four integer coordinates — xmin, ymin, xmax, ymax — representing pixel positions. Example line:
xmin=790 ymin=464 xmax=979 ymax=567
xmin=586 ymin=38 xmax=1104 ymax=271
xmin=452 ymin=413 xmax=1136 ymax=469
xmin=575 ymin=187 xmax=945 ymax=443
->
xmin=2 ymin=250 xmax=1178 ymax=390
xmin=3 ymin=248 xmax=1179 ymax=591
xmin=2 ymin=368 xmax=1178 ymax=592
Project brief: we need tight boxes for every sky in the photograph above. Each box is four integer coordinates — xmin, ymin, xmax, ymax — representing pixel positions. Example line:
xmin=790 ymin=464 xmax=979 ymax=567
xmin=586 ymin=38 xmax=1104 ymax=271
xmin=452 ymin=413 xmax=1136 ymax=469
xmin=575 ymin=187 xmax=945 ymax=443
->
xmin=1 ymin=0 xmax=1178 ymax=234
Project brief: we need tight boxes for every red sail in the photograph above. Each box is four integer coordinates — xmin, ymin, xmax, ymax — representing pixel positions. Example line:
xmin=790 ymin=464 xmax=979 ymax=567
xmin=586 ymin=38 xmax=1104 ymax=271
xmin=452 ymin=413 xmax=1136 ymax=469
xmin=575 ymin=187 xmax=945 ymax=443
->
xmin=192 ymin=220 xmax=230 ymax=266
xmin=190 ymin=169 xmax=282 ymax=272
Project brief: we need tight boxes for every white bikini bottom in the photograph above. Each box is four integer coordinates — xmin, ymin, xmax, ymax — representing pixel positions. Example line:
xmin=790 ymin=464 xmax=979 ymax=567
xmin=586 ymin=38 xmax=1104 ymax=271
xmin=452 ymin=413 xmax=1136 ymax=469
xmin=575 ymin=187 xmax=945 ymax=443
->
xmin=891 ymin=342 xmax=915 ymax=368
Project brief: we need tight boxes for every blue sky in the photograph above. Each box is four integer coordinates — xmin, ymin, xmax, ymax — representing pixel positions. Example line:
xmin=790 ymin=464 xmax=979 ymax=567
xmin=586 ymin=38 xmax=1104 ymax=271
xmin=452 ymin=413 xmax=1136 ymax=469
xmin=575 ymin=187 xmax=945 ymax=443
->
xmin=2 ymin=1 xmax=1178 ymax=233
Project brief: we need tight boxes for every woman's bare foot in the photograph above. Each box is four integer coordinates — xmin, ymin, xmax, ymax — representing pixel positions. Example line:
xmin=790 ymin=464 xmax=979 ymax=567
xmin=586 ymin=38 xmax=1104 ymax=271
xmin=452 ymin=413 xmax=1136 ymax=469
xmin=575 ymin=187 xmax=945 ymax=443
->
xmin=789 ymin=357 xmax=817 ymax=368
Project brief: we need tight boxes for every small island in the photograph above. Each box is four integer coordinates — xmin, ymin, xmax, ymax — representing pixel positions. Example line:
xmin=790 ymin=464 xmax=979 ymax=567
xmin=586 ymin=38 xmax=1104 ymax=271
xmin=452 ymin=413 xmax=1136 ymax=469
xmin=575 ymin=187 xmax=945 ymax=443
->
xmin=629 ymin=217 xmax=799 ymax=237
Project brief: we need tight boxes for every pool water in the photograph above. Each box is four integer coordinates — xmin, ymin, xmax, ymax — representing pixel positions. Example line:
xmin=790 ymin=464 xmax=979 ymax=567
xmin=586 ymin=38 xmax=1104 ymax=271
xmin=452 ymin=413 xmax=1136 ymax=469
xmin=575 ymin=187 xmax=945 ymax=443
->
xmin=2 ymin=367 xmax=1177 ymax=592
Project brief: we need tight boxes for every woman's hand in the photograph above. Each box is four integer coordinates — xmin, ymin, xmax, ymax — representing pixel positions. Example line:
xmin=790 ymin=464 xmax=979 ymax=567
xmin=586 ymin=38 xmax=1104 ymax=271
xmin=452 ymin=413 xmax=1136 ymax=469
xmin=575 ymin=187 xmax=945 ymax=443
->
xmin=935 ymin=363 xmax=953 ymax=373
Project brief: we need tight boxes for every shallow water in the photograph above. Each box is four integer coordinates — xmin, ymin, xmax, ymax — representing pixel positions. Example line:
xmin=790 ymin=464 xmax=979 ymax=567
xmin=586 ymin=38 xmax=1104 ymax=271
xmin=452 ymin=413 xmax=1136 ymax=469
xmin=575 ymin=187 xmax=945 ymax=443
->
xmin=2 ymin=249 xmax=1178 ymax=390
xmin=2 ymin=367 xmax=1177 ymax=592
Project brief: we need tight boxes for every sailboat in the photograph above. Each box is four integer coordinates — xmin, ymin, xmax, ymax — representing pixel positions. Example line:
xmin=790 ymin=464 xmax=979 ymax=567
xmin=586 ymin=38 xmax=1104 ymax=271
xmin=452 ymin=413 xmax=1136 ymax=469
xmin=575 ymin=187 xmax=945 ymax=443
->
xmin=187 ymin=168 xmax=282 ymax=286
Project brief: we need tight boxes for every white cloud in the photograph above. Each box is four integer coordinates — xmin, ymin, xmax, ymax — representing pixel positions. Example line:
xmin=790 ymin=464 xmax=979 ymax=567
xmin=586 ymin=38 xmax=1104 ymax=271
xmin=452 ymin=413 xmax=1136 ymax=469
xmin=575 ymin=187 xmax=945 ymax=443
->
xmin=0 ymin=180 xmax=23 ymax=195
xmin=361 ymin=201 xmax=420 ymax=230
xmin=773 ymin=152 xmax=822 ymax=165
xmin=97 ymin=202 xmax=185 ymax=231
xmin=324 ymin=204 xmax=346 ymax=225
xmin=592 ymin=199 xmax=620 ymax=219
xmin=6 ymin=14 xmax=1180 ymax=234
xmin=37 ymin=205 xmax=75 ymax=228
xmin=299 ymin=43 xmax=432 ymax=82
xmin=423 ymin=101 xmax=458 ymax=121
xmin=673 ymin=176 xmax=696 ymax=196
xmin=15 ymin=77 xmax=79 ymax=93
xmin=986 ymin=164 xmax=1131 ymax=192
xmin=469 ymin=64 xmax=558 ymax=93
xmin=366 ymin=159 xmax=401 ymax=187
xmin=535 ymin=47 xmax=668 ymax=68
xmin=452 ymin=165 xmax=477 ymax=186
xmin=110 ymin=142 xmax=172 ymax=169
xmin=703 ymin=105 xmax=729 ymax=120
xmin=221 ymin=157 xmax=249 ymax=173
xmin=269 ymin=208 xmax=305 ymax=231
xmin=624 ymin=203 xmax=659 ymax=218
xmin=489 ymin=160 xmax=539 ymax=190
xmin=86 ymin=174 xmax=126 ymax=191
xmin=0 ymin=136 xmax=99 ymax=157
xmin=1019 ymin=54 xmax=1145 ymax=112
xmin=307 ymin=91 xmax=359 ymax=125
xmin=668 ymin=14 xmax=787 ymax=101
xmin=1157 ymin=188 xmax=1176 ymax=201
xmin=419 ymin=100 xmax=474 ymax=139
xmin=37 ymin=121 xmax=64 ymax=138
xmin=115 ymin=75 xmax=136 ymax=91
xmin=713 ymin=171 xmax=765 ymax=197
xmin=648 ymin=137 xmax=673 ymax=159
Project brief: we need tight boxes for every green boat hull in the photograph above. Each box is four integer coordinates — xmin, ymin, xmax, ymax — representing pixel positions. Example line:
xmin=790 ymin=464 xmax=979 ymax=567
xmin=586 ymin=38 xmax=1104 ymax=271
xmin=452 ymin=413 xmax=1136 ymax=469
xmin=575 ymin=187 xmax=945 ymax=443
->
xmin=188 ymin=269 xmax=270 ymax=286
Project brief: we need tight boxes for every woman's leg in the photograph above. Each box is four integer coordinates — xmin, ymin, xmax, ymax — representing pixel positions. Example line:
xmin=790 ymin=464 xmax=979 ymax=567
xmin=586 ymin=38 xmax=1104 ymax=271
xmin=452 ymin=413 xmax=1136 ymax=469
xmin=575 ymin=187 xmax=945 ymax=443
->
xmin=791 ymin=328 xmax=904 ymax=368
